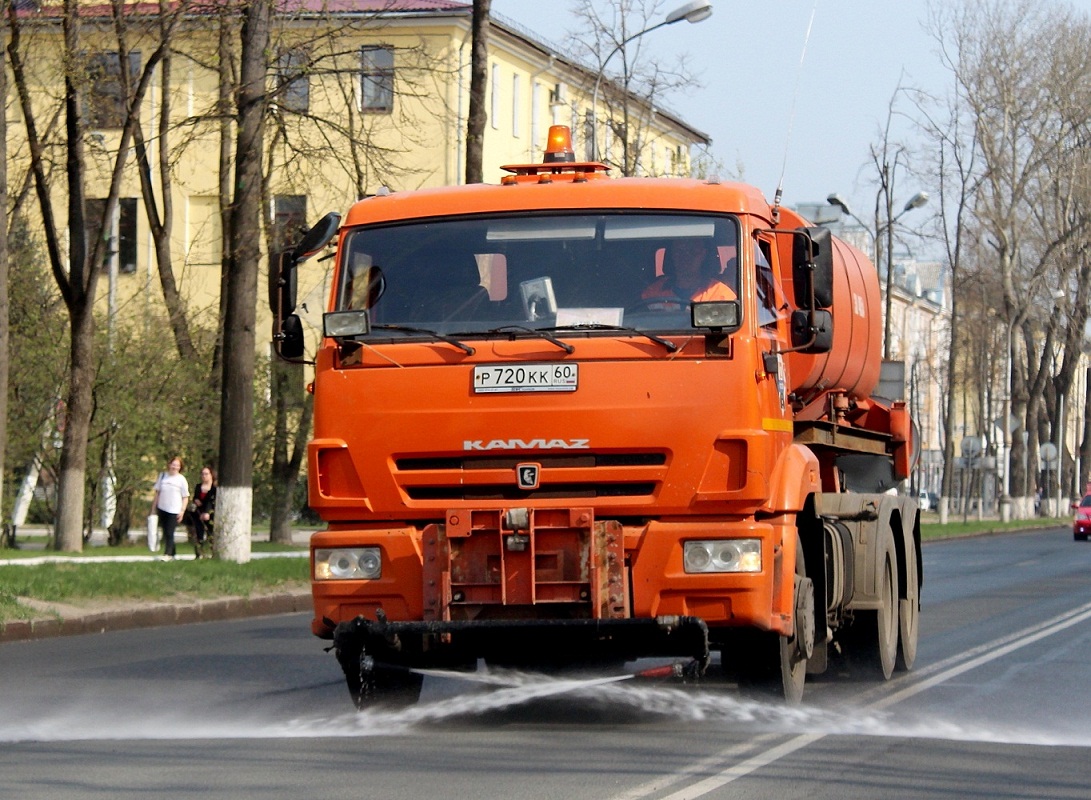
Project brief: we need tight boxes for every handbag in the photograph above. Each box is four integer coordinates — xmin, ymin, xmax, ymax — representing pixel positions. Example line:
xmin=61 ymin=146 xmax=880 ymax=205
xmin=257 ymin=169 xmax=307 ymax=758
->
xmin=146 ymin=514 xmax=159 ymax=551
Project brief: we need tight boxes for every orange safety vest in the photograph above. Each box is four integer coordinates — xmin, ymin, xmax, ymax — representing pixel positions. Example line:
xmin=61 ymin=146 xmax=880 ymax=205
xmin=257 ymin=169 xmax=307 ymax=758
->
xmin=642 ymin=276 xmax=737 ymax=303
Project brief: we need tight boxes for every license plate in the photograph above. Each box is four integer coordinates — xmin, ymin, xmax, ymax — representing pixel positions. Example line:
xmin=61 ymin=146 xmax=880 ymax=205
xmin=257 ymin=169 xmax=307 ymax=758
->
xmin=473 ymin=363 xmax=578 ymax=393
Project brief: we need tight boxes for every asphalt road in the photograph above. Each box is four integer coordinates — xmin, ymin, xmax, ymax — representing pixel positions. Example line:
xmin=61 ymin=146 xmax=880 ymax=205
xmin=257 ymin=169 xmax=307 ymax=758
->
xmin=1 ymin=526 xmax=1090 ymax=799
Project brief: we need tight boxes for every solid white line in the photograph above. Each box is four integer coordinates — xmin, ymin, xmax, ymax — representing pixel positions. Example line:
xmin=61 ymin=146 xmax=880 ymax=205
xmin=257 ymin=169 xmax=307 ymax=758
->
xmin=610 ymin=735 xmax=780 ymax=800
xmin=613 ymin=598 xmax=1091 ymax=800
xmin=871 ymin=601 xmax=1091 ymax=711
xmin=657 ymin=733 xmax=824 ymax=800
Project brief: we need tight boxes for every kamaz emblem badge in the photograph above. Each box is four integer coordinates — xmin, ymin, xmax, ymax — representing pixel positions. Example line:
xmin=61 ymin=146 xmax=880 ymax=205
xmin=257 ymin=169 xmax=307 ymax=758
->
xmin=516 ymin=463 xmax=541 ymax=490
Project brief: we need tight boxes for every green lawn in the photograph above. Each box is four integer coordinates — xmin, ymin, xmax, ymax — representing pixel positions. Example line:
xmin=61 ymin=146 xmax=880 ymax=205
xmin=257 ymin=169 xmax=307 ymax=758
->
xmin=0 ymin=549 xmax=309 ymax=623
xmin=919 ymin=516 xmax=1066 ymax=540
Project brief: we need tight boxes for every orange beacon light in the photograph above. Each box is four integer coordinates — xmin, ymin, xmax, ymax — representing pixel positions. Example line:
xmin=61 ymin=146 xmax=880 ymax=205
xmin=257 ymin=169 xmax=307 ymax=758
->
xmin=543 ymin=125 xmax=576 ymax=163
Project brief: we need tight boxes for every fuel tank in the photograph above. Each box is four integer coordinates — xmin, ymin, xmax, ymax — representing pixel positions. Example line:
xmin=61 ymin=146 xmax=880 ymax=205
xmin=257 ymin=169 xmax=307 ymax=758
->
xmin=783 ymin=234 xmax=882 ymax=404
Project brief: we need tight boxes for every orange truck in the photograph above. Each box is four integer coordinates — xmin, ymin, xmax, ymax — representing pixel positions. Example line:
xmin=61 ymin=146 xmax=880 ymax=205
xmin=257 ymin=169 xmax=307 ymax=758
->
xmin=272 ymin=126 xmax=920 ymax=706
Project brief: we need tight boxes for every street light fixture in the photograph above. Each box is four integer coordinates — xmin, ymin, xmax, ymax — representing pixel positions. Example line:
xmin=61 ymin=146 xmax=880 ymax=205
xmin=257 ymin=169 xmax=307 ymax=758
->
xmin=590 ymin=0 xmax=712 ymax=162
xmin=826 ymin=190 xmax=929 ymax=358
xmin=882 ymin=191 xmax=929 ymax=358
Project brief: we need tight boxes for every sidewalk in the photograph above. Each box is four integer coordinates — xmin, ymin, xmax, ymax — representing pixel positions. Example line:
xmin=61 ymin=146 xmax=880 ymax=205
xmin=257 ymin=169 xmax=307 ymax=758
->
xmin=0 ymin=589 xmax=314 ymax=644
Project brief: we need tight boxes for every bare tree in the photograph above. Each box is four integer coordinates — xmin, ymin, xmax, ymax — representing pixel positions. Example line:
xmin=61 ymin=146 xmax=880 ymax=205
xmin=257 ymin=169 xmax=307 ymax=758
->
xmin=7 ymin=0 xmax=177 ymax=549
xmin=130 ymin=0 xmax=197 ymax=364
xmin=216 ymin=0 xmax=271 ymax=563
xmin=0 ymin=1 xmax=9 ymax=545
xmin=929 ymin=0 xmax=1091 ymax=517
xmin=571 ymin=0 xmax=700 ymax=176
xmin=911 ymin=66 xmax=980 ymax=521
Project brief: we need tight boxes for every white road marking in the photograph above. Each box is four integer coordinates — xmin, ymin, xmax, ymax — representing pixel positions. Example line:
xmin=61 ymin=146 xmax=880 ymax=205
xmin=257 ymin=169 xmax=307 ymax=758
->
xmin=612 ymin=598 xmax=1091 ymax=799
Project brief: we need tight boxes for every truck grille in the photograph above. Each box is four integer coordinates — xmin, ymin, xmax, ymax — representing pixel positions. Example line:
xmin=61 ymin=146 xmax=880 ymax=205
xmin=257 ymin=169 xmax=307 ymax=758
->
xmin=395 ymin=452 xmax=665 ymax=501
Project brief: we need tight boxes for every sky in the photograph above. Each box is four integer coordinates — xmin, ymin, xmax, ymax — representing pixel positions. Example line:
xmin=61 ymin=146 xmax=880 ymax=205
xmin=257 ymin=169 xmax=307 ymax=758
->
xmin=491 ymin=0 xmax=1091 ymax=219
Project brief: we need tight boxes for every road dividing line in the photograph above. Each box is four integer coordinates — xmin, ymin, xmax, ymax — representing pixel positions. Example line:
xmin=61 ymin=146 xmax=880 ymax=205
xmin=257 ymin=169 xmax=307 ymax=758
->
xmin=610 ymin=735 xmax=779 ymax=800
xmin=871 ymin=600 xmax=1091 ymax=711
xmin=656 ymin=733 xmax=824 ymax=800
xmin=612 ymin=598 xmax=1091 ymax=800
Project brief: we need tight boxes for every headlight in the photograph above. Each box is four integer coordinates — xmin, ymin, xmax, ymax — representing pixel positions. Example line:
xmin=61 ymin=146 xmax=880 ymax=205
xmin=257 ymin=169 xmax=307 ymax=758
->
xmin=683 ymin=539 xmax=762 ymax=573
xmin=314 ymin=547 xmax=382 ymax=580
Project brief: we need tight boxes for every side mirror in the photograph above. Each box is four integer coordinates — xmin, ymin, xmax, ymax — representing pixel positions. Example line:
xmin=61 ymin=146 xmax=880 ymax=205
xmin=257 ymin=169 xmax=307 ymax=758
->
xmin=270 ymin=211 xmax=341 ymax=363
xmin=268 ymin=250 xmax=297 ymax=316
xmin=790 ymin=309 xmax=833 ymax=353
xmin=792 ymin=226 xmax=834 ymax=310
xmin=275 ymin=314 xmax=306 ymax=360
xmin=292 ymin=211 xmax=342 ymax=262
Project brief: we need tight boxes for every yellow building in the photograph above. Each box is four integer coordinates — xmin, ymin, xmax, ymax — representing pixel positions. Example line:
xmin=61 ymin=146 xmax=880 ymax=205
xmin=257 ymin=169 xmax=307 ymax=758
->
xmin=7 ymin=0 xmax=710 ymax=332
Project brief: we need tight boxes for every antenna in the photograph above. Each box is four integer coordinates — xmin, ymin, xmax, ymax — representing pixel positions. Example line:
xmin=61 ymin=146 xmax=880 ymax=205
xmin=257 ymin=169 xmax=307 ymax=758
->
xmin=772 ymin=0 xmax=819 ymax=225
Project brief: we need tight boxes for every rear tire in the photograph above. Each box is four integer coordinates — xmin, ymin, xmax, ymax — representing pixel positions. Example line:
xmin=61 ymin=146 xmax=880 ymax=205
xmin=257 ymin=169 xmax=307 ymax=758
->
xmin=848 ymin=532 xmax=899 ymax=680
xmin=896 ymin=541 xmax=919 ymax=672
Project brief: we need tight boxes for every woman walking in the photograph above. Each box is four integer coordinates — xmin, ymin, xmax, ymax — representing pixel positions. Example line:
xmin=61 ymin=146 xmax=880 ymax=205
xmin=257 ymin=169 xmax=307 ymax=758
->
xmin=151 ymin=457 xmax=189 ymax=560
xmin=190 ymin=466 xmax=217 ymax=559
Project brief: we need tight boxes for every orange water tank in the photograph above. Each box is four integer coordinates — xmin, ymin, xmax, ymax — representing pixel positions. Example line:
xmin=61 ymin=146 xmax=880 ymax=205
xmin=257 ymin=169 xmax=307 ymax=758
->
xmin=784 ymin=235 xmax=882 ymax=407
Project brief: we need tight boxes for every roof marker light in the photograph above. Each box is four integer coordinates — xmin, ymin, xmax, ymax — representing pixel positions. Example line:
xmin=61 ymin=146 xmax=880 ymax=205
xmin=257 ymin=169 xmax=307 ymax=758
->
xmin=543 ymin=125 xmax=576 ymax=163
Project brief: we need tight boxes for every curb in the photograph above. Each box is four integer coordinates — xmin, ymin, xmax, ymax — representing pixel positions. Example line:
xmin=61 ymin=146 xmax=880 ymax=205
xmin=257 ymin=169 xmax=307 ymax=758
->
xmin=0 ymin=589 xmax=314 ymax=644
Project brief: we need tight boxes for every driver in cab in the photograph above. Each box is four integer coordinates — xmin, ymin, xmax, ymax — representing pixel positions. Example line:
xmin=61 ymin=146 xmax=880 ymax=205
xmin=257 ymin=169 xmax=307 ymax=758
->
xmin=641 ymin=237 xmax=736 ymax=310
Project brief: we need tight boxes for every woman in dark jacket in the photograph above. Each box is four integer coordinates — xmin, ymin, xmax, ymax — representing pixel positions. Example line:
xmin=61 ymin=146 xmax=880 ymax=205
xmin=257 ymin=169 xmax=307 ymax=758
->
xmin=190 ymin=466 xmax=217 ymax=559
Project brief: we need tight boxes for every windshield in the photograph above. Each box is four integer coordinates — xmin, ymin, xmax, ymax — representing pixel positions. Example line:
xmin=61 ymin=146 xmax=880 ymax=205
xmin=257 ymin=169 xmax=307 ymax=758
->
xmin=336 ymin=212 xmax=740 ymax=336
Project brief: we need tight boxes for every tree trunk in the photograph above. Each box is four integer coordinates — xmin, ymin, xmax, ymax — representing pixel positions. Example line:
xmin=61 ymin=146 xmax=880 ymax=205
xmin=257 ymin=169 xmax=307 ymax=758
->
xmin=216 ymin=0 xmax=270 ymax=563
xmin=108 ymin=487 xmax=133 ymax=547
xmin=54 ymin=305 xmax=95 ymax=551
xmin=0 ymin=12 xmax=9 ymax=544
xmin=211 ymin=13 xmax=235 ymax=394
xmin=464 ymin=0 xmax=490 ymax=184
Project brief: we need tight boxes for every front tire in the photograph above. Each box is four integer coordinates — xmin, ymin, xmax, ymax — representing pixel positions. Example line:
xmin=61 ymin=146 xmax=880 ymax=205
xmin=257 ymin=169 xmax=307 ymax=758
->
xmin=737 ymin=536 xmax=813 ymax=704
xmin=337 ymin=645 xmax=423 ymax=711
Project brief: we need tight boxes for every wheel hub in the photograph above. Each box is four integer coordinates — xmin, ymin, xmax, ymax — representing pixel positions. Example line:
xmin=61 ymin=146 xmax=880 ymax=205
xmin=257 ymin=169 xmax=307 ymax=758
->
xmin=793 ymin=574 xmax=815 ymax=660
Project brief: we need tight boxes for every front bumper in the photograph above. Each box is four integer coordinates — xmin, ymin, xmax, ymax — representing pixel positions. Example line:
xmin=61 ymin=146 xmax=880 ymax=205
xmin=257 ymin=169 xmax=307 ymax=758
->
xmin=331 ymin=610 xmax=711 ymax=672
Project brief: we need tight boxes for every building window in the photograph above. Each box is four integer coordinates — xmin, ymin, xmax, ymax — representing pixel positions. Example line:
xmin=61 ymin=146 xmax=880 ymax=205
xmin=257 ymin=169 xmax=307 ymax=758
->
xmin=531 ymin=81 xmax=541 ymax=155
xmin=512 ymin=74 xmax=520 ymax=137
xmin=87 ymin=197 xmax=138 ymax=274
xmin=490 ymin=63 xmax=500 ymax=129
xmin=360 ymin=46 xmax=394 ymax=112
xmin=187 ymin=195 xmax=222 ymax=268
xmin=85 ymin=51 xmax=141 ymax=129
xmin=272 ymin=195 xmax=307 ymax=252
xmin=276 ymin=48 xmax=310 ymax=113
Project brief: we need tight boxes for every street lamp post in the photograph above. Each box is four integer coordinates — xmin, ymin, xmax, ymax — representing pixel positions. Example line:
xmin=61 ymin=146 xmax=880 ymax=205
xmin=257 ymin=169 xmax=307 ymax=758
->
xmin=826 ymin=191 xmax=928 ymax=358
xmin=590 ymin=0 xmax=712 ymax=163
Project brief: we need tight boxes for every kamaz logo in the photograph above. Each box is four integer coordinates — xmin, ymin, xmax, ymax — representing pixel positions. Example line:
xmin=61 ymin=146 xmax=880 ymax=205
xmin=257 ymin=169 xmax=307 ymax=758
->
xmin=463 ymin=438 xmax=590 ymax=451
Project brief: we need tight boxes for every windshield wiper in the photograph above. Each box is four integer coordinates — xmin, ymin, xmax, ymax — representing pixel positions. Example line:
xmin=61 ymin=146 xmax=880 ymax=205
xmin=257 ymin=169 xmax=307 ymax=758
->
xmin=369 ymin=324 xmax=476 ymax=355
xmin=545 ymin=323 xmax=678 ymax=353
xmin=487 ymin=325 xmax=575 ymax=354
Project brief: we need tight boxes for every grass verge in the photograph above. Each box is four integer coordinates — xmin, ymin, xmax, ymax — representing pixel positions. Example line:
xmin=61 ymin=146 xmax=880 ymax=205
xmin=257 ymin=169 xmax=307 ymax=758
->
xmin=920 ymin=516 xmax=1066 ymax=541
xmin=0 ymin=553 xmax=308 ymax=624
